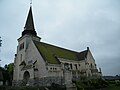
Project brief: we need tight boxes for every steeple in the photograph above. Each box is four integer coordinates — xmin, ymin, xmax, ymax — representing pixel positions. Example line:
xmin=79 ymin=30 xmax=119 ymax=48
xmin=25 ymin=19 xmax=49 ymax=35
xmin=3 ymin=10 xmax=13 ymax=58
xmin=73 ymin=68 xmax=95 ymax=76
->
xmin=22 ymin=6 xmax=37 ymax=36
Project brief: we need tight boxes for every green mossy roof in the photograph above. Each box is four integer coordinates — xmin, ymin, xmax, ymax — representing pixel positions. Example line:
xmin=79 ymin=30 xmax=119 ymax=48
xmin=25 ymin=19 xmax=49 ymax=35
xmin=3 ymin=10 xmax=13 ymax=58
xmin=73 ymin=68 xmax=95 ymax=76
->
xmin=33 ymin=41 xmax=88 ymax=64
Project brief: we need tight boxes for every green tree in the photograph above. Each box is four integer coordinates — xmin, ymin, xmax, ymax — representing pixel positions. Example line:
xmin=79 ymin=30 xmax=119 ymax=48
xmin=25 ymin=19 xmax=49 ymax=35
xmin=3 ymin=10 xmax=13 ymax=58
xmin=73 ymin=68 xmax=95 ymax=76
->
xmin=7 ymin=63 xmax=14 ymax=85
xmin=1 ymin=63 xmax=14 ymax=85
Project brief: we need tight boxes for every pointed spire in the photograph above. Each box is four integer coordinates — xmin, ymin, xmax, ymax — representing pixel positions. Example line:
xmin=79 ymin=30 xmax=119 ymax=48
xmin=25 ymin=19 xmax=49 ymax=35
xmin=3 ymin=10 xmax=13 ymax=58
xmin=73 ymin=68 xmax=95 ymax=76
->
xmin=22 ymin=6 xmax=37 ymax=36
xmin=24 ymin=6 xmax=35 ymax=31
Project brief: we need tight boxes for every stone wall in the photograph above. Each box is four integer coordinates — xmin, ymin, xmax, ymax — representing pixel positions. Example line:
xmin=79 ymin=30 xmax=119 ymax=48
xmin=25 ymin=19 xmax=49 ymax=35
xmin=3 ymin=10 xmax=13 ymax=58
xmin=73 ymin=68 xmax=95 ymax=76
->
xmin=12 ymin=80 xmax=25 ymax=86
xmin=12 ymin=76 xmax=64 ymax=87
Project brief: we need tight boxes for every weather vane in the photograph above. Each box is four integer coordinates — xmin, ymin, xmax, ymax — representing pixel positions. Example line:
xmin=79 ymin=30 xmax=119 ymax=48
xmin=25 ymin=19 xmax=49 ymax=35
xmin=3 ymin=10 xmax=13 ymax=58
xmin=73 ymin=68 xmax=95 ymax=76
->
xmin=30 ymin=0 xmax=32 ymax=6
xmin=0 ymin=36 xmax=2 ymax=65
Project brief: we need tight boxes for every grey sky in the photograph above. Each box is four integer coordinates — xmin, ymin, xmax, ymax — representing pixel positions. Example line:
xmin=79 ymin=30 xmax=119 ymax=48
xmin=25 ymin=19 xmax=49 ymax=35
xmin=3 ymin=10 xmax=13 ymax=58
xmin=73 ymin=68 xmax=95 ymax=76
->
xmin=0 ymin=0 xmax=120 ymax=76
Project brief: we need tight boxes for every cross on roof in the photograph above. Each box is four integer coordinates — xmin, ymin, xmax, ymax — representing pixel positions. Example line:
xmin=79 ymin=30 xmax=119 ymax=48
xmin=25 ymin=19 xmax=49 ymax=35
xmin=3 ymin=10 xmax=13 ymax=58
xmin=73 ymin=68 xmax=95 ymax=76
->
xmin=30 ymin=0 xmax=32 ymax=6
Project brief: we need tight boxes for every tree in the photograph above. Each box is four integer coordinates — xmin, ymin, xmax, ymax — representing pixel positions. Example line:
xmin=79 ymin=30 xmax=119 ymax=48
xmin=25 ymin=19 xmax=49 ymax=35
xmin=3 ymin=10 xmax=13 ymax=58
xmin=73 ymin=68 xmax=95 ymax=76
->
xmin=1 ymin=63 xmax=14 ymax=85
xmin=4 ymin=64 xmax=8 ymax=70
xmin=7 ymin=63 xmax=14 ymax=85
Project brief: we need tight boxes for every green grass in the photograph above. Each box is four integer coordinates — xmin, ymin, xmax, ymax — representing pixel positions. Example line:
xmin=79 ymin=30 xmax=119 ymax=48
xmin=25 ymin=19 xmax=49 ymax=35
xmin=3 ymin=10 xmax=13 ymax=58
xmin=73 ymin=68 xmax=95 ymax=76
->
xmin=103 ymin=85 xmax=120 ymax=90
xmin=96 ymin=85 xmax=120 ymax=90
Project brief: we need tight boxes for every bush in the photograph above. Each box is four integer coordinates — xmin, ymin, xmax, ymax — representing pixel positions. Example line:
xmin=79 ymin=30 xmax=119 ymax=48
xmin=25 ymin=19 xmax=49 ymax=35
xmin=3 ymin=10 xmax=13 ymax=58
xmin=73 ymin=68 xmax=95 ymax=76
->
xmin=108 ymin=80 xmax=116 ymax=84
xmin=75 ymin=78 xmax=109 ymax=90
xmin=115 ymin=81 xmax=120 ymax=86
xmin=48 ymin=83 xmax=66 ymax=90
xmin=0 ymin=86 xmax=6 ymax=90
xmin=89 ymin=78 xmax=109 ymax=89
xmin=76 ymin=81 xmax=87 ymax=90
xmin=0 ymin=86 xmax=37 ymax=90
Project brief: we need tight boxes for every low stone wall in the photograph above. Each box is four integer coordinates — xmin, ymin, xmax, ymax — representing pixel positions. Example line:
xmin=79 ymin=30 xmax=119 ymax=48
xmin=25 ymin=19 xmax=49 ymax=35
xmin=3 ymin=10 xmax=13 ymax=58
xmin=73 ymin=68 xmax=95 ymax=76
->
xmin=38 ymin=77 xmax=64 ymax=86
xmin=12 ymin=80 xmax=25 ymax=86
xmin=12 ymin=76 xmax=65 ymax=86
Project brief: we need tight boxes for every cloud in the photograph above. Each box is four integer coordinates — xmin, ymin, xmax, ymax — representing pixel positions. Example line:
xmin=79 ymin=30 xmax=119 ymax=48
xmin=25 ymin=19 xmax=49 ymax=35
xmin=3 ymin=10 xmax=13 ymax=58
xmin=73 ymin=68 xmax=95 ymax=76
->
xmin=0 ymin=0 xmax=120 ymax=75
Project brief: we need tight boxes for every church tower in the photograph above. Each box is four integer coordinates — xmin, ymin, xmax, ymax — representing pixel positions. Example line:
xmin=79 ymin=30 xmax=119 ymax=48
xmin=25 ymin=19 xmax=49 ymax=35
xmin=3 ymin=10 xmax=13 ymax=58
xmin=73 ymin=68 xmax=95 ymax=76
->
xmin=13 ymin=6 xmax=41 ymax=85
xmin=17 ymin=6 xmax=41 ymax=52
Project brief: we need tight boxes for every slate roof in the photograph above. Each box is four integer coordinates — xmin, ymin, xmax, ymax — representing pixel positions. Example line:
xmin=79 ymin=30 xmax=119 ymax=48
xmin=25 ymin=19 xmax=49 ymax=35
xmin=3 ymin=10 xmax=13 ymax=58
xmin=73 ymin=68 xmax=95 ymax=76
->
xmin=34 ymin=41 xmax=89 ymax=64
xmin=22 ymin=6 xmax=37 ymax=36
xmin=24 ymin=6 xmax=35 ymax=31
xmin=77 ymin=50 xmax=88 ymax=60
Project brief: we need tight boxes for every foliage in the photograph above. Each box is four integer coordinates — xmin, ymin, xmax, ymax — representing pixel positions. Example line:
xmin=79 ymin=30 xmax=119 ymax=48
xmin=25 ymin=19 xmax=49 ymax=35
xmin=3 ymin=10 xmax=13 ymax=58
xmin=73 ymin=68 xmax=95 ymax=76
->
xmin=1 ymin=66 xmax=10 ymax=85
xmin=0 ymin=85 xmax=66 ymax=90
xmin=7 ymin=63 xmax=14 ymax=85
xmin=75 ymin=78 xmax=109 ymax=90
xmin=107 ymin=80 xmax=116 ymax=84
xmin=0 ymin=63 xmax=14 ymax=85
xmin=102 ymin=84 xmax=120 ymax=90
xmin=89 ymin=78 xmax=109 ymax=89
xmin=115 ymin=81 xmax=120 ymax=86
xmin=76 ymin=81 xmax=87 ymax=90
xmin=48 ymin=83 xmax=66 ymax=90
xmin=0 ymin=86 xmax=38 ymax=90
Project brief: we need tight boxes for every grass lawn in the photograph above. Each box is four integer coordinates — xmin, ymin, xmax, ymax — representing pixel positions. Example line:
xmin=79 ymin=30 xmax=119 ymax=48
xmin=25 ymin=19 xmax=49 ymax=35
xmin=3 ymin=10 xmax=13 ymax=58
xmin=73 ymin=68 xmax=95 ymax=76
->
xmin=103 ymin=85 xmax=120 ymax=90
xmin=96 ymin=85 xmax=120 ymax=90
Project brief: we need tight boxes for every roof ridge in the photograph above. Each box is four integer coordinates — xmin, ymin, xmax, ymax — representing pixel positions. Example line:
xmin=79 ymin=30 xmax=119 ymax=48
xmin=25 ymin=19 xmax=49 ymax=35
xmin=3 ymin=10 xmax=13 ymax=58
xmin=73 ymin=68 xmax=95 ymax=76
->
xmin=35 ymin=41 xmax=79 ymax=54
xmin=33 ymin=40 xmax=89 ymax=63
xmin=77 ymin=49 xmax=88 ymax=60
xmin=79 ymin=49 xmax=88 ymax=53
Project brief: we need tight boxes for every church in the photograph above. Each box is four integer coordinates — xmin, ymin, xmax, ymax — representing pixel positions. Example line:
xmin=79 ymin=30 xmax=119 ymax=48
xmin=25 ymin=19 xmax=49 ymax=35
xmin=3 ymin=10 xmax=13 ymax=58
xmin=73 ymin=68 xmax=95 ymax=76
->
xmin=13 ymin=6 xmax=102 ymax=86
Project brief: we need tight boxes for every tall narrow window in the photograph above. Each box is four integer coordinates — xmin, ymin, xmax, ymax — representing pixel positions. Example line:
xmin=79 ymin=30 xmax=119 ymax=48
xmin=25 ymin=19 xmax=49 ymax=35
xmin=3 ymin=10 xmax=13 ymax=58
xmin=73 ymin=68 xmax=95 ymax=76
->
xmin=75 ymin=64 xmax=78 ymax=70
xmin=20 ymin=54 xmax=22 ymax=61
xmin=19 ymin=42 xmax=24 ymax=50
xmin=91 ymin=63 xmax=92 ymax=68
xmin=70 ymin=64 xmax=72 ymax=69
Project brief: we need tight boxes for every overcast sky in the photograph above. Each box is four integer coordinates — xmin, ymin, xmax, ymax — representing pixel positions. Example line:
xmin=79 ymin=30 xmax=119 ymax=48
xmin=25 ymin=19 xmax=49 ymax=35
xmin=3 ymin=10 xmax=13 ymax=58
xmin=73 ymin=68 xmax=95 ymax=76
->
xmin=0 ymin=0 xmax=120 ymax=76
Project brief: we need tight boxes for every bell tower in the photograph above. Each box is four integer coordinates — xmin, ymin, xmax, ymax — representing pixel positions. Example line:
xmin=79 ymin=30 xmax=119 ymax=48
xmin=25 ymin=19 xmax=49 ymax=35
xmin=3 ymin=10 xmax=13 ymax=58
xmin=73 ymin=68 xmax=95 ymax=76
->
xmin=13 ymin=6 xmax=41 ymax=82
xmin=18 ymin=6 xmax=41 ymax=50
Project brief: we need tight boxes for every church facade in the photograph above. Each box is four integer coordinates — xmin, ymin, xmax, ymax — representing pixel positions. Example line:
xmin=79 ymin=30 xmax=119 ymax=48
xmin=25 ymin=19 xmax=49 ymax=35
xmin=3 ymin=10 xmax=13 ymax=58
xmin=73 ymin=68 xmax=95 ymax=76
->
xmin=13 ymin=7 xmax=102 ymax=86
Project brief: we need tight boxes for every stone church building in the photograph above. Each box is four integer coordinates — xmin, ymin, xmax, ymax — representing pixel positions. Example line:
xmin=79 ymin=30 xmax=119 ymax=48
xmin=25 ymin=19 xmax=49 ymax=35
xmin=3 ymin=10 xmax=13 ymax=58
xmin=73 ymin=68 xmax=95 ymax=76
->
xmin=13 ymin=6 xmax=102 ymax=86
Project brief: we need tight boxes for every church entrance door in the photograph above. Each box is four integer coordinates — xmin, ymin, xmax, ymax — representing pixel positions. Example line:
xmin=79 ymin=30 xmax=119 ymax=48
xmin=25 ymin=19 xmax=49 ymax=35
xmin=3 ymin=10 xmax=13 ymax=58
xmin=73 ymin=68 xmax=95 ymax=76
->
xmin=23 ymin=71 xmax=30 ymax=85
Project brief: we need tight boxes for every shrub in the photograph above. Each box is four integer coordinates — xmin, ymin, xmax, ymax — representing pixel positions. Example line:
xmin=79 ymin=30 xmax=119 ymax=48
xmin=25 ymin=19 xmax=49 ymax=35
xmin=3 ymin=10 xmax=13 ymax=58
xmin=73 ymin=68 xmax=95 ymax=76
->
xmin=75 ymin=78 xmax=109 ymax=90
xmin=76 ymin=81 xmax=87 ymax=90
xmin=115 ymin=80 xmax=120 ymax=86
xmin=0 ymin=86 xmax=6 ymax=90
xmin=0 ymin=86 xmax=38 ymax=90
xmin=48 ymin=83 xmax=66 ymax=90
